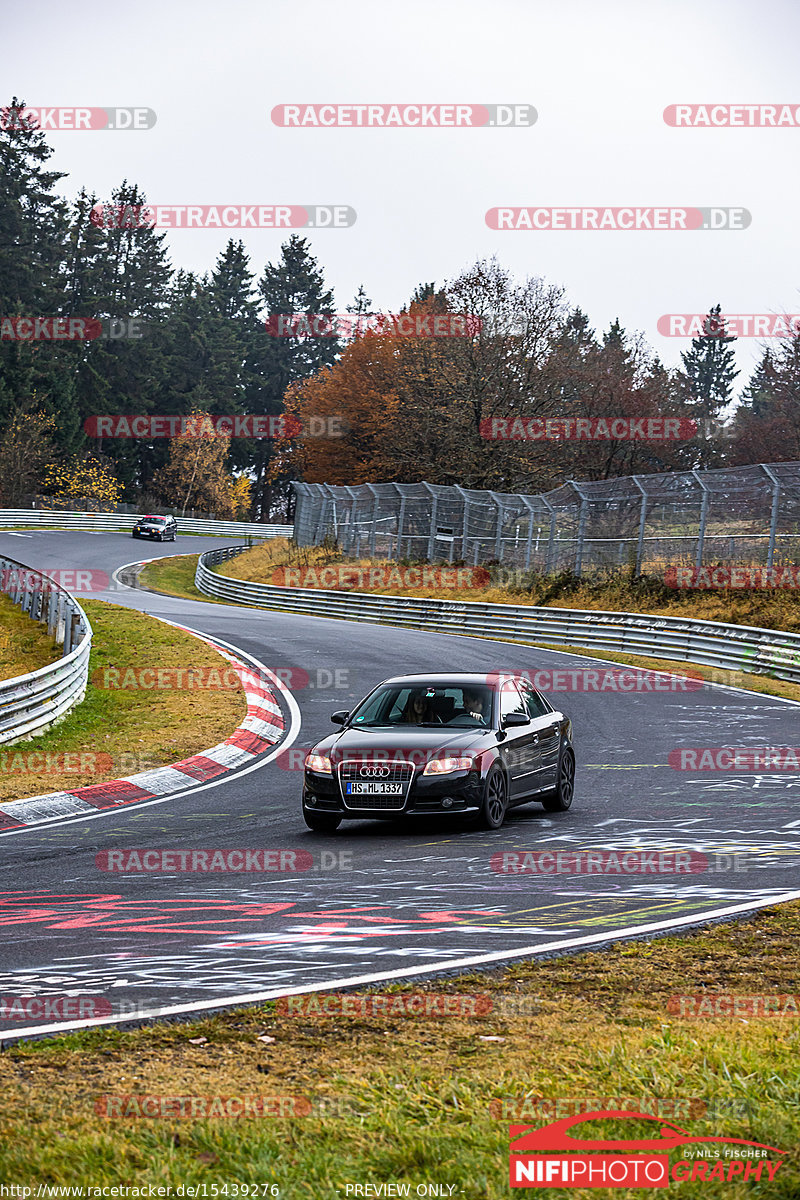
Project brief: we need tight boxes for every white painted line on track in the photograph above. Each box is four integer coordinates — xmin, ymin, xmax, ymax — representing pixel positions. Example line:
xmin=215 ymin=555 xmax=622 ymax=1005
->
xmin=3 ymin=887 xmax=800 ymax=1042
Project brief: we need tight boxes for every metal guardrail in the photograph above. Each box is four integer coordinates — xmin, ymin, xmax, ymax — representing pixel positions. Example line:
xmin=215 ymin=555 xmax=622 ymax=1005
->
xmin=0 ymin=558 xmax=92 ymax=746
xmin=0 ymin=510 xmax=293 ymax=539
xmin=196 ymin=546 xmax=800 ymax=686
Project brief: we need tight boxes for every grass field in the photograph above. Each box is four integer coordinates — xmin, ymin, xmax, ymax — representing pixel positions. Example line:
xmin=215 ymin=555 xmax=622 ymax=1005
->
xmin=1 ymin=902 xmax=799 ymax=1197
xmin=0 ymin=592 xmax=62 ymax=682
xmin=0 ymin=599 xmax=246 ymax=802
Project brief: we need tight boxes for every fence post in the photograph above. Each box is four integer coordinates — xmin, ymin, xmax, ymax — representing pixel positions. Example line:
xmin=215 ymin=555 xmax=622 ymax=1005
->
xmin=396 ymin=489 xmax=407 ymax=560
xmin=490 ymin=492 xmax=504 ymax=560
xmin=633 ymin=476 xmax=647 ymax=576
xmin=693 ymin=469 xmax=709 ymax=570
xmin=423 ymin=483 xmax=438 ymax=561
xmin=542 ymin=499 xmax=558 ymax=575
xmin=366 ymin=483 xmax=380 ymax=557
xmin=521 ymin=497 xmax=537 ymax=571
xmin=454 ymin=485 xmax=470 ymax=561
xmin=762 ymin=464 xmax=781 ymax=570
xmin=570 ymin=482 xmax=589 ymax=577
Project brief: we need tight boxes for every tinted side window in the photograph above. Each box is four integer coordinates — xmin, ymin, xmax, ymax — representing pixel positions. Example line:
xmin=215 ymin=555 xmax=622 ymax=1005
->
xmin=521 ymin=683 xmax=551 ymax=718
xmin=499 ymin=680 xmax=526 ymax=719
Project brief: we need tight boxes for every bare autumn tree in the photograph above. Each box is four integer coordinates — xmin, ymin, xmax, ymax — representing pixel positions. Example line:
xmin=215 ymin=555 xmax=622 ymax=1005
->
xmin=728 ymin=334 xmax=800 ymax=464
xmin=152 ymin=411 xmax=237 ymax=517
xmin=272 ymin=259 xmax=568 ymax=489
xmin=0 ymin=403 xmax=56 ymax=504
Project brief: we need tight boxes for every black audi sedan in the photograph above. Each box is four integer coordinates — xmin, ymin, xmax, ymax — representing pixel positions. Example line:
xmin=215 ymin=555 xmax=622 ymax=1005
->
xmin=301 ymin=672 xmax=575 ymax=832
xmin=131 ymin=514 xmax=177 ymax=541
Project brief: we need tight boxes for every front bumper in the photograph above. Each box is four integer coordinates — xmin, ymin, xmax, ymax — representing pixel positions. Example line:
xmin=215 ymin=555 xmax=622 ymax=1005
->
xmin=303 ymin=765 xmax=484 ymax=818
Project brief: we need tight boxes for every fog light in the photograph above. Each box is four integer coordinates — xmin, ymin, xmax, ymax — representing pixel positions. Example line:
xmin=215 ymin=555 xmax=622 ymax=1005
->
xmin=442 ymin=797 xmax=453 ymax=808
xmin=307 ymin=795 xmax=317 ymax=806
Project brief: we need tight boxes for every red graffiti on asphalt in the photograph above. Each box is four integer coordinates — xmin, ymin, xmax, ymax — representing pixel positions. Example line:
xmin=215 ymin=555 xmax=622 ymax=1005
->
xmin=0 ymin=893 xmax=502 ymax=937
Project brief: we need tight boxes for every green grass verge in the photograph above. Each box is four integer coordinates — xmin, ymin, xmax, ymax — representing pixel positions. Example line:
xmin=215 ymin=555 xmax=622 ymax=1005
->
xmin=0 ymin=592 xmax=61 ymax=682
xmin=137 ymin=554 xmax=214 ymax=604
xmin=0 ymin=599 xmax=246 ymax=802
xmin=2 ymin=902 xmax=799 ymax=1196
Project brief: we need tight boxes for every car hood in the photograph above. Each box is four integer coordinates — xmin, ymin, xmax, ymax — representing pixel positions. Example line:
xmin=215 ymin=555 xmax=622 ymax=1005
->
xmin=314 ymin=725 xmax=493 ymax=762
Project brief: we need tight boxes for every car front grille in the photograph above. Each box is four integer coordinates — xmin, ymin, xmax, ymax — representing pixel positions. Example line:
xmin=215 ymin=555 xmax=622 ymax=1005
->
xmin=338 ymin=759 xmax=414 ymax=811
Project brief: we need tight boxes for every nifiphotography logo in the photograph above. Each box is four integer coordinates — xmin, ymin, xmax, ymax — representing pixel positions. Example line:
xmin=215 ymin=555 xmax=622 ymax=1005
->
xmin=508 ymin=1110 xmax=785 ymax=1188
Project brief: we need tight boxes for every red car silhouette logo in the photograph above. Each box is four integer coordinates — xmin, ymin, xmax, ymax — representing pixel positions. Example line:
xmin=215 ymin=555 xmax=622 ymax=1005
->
xmin=510 ymin=1110 xmax=784 ymax=1155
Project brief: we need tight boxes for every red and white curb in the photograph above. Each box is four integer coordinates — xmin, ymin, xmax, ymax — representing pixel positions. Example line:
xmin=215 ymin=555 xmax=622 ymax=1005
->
xmin=0 ymin=625 xmax=293 ymax=832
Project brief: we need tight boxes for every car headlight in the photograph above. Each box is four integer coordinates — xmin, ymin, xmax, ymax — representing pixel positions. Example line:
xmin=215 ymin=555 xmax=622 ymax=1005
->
xmin=423 ymin=756 xmax=474 ymax=775
xmin=305 ymin=752 xmax=332 ymax=774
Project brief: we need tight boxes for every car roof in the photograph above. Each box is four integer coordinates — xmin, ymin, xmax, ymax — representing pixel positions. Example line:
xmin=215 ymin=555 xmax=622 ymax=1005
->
xmin=381 ymin=673 xmax=520 ymax=688
xmin=141 ymin=514 xmax=170 ymax=519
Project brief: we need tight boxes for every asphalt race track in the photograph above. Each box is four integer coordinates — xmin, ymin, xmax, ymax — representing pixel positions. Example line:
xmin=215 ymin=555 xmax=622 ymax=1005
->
xmin=1 ymin=530 xmax=799 ymax=1040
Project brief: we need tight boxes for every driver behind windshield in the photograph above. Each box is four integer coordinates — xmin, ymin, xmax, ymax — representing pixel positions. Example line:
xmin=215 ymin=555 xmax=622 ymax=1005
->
xmin=461 ymin=688 xmax=489 ymax=725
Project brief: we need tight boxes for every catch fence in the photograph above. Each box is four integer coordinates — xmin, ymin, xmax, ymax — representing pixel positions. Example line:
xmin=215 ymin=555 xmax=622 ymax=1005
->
xmin=293 ymin=463 xmax=800 ymax=577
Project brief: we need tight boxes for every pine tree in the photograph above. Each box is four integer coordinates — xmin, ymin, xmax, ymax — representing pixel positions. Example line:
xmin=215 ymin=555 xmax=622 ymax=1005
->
xmin=247 ymin=236 xmax=339 ymax=519
xmin=678 ymin=303 xmax=738 ymax=467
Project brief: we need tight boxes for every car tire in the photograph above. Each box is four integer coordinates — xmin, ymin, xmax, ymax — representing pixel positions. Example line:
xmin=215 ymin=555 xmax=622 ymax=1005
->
xmin=542 ymin=750 xmax=575 ymax=812
xmin=303 ymin=809 xmax=342 ymax=833
xmin=478 ymin=765 xmax=508 ymax=830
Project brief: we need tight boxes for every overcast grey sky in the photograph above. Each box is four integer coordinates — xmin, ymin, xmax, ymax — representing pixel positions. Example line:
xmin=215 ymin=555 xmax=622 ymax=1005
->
xmin=6 ymin=0 xmax=799 ymax=384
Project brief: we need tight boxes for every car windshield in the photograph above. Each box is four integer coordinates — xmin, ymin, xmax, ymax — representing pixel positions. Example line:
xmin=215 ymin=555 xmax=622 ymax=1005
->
xmin=141 ymin=516 xmax=167 ymax=523
xmin=349 ymin=684 xmax=493 ymax=728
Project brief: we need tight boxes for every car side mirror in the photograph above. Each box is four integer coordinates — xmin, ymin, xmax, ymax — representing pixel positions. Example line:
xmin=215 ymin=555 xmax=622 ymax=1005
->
xmin=331 ymin=710 xmax=350 ymax=725
xmin=502 ymin=711 xmax=530 ymax=728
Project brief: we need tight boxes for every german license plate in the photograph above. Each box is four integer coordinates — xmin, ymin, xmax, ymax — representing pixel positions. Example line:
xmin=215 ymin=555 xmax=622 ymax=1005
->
xmin=346 ymin=782 xmax=403 ymax=795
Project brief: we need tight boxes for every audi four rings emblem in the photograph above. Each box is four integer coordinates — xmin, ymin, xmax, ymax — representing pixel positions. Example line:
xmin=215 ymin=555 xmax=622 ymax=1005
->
xmin=360 ymin=767 xmax=390 ymax=777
